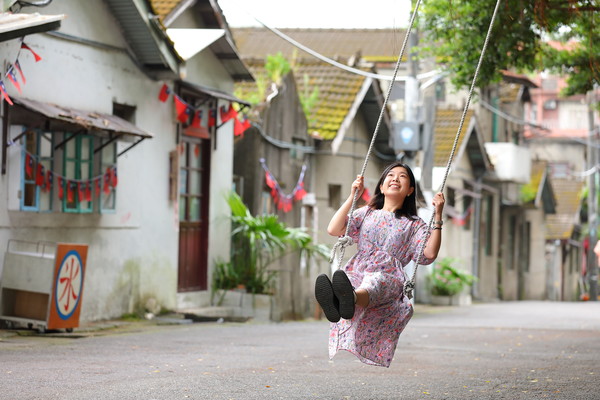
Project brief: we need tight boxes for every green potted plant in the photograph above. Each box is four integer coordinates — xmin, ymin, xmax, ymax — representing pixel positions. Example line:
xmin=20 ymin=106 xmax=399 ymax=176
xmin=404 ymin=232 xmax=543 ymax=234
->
xmin=428 ymin=257 xmax=476 ymax=305
xmin=212 ymin=192 xmax=329 ymax=316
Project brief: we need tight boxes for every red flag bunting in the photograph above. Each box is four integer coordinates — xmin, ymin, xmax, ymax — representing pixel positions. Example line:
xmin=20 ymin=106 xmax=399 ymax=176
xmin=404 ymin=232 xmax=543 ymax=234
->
xmin=0 ymin=81 xmax=13 ymax=105
xmin=86 ymin=182 xmax=92 ymax=201
xmin=191 ymin=110 xmax=202 ymax=128
xmin=208 ymin=109 xmax=216 ymax=127
xmin=67 ymin=181 xmax=74 ymax=203
xmin=78 ymin=182 xmax=85 ymax=202
xmin=174 ymin=95 xmax=191 ymax=123
xmin=6 ymin=67 xmax=22 ymax=94
xmin=44 ymin=170 xmax=53 ymax=192
xmin=260 ymin=158 xmax=307 ymax=213
xmin=158 ymin=84 xmax=170 ymax=102
xmin=21 ymin=42 xmax=42 ymax=62
xmin=111 ymin=167 xmax=118 ymax=187
xmin=35 ymin=163 xmax=44 ymax=186
xmin=234 ymin=117 xmax=251 ymax=136
xmin=14 ymin=60 xmax=26 ymax=84
xmin=361 ymin=188 xmax=371 ymax=203
xmin=293 ymin=182 xmax=307 ymax=201
xmin=233 ymin=118 xmax=244 ymax=136
xmin=265 ymin=172 xmax=276 ymax=189
xmin=25 ymin=153 xmax=33 ymax=177
xmin=103 ymin=169 xmax=111 ymax=194
xmin=95 ymin=179 xmax=101 ymax=198
xmin=220 ymin=103 xmax=238 ymax=123
xmin=57 ymin=177 xmax=64 ymax=200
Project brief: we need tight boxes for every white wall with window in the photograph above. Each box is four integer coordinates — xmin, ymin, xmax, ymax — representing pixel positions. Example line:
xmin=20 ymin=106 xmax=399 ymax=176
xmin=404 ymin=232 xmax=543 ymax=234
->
xmin=0 ymin=0 xmax=180 ymax=321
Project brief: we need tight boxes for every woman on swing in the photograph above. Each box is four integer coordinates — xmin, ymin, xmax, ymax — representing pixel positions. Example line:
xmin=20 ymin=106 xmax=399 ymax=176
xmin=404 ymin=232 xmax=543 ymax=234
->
xmin=315 ymin=161 xmax=445 ymax=367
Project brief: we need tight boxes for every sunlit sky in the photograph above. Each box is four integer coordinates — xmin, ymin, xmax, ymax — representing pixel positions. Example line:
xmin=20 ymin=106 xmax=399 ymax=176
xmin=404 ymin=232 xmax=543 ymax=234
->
xmin=217 ymin=0 xmax=412 ymax=29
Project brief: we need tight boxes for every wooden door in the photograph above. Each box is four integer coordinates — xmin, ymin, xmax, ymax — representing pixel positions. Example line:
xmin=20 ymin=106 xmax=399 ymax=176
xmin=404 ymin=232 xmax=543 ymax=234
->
xmin=178 ymin=139 xmax=210 ymax=291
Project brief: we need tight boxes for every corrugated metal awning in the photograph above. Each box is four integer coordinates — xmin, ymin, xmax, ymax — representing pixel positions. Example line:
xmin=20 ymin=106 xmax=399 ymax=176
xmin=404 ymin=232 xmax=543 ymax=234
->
xmin=0 ymin=12 xmax=64 ymax=42
xmin=178 ymin=81 xmax=251 ymax=106
xmin=9 ymin=96 xmax=153 ymax=140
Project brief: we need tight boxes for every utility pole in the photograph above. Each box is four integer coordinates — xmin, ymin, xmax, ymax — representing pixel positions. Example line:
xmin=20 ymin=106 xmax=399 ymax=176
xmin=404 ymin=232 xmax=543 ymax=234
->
xmin=402 ymin=20 xmax=419 ymax=169
xmin=587 ymin=88 xmax=598 ymax=301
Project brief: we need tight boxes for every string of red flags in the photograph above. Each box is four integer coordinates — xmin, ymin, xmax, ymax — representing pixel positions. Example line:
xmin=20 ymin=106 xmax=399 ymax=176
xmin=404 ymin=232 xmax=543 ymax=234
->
xmin=9 ymin=136 xmax=117 ymax=202
xmin=259 ymin=158 xmax=307 ymax=213
xmin=449 ymin=205 xmax=473 ymax=226
xmin=157 ymin=84 xmax=252 ymax=137
xmin=361 ymin=188 xmax=371 ymax=203
xmin=1 ymin=39 xmax=43 ymax=105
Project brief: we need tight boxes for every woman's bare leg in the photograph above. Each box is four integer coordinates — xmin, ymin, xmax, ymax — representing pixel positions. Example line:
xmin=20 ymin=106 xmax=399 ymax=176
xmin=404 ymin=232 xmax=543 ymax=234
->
xmin=355 ymin=288 xmax=370 ymax=308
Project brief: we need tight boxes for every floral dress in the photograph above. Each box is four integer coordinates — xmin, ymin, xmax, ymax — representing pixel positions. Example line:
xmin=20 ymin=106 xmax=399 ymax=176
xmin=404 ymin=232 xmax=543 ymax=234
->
xmin=329 ymin=206 xmax=435 ymax=367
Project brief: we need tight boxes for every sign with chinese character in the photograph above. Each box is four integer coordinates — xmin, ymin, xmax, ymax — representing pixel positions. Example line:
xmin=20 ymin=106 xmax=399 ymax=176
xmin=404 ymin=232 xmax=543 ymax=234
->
xmin=47 ymin=244 xmax=88 ymax=330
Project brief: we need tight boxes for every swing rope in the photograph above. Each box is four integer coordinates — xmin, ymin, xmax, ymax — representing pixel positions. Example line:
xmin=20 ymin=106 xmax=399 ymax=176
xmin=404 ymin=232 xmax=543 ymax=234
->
xmin=329 ymin=0 xmax=503 ymax=301
xmin=405 ymin=0 xmax=502 ymax=299
xmin=329 ymin=0 xmax=425 ymax=266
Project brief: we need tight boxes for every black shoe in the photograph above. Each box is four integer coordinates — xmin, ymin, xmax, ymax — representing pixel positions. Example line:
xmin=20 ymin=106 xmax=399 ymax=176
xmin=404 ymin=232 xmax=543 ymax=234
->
xmin=315 ymin=274 xmax=340 ymax=323
xmin=332 ymin=270 xmax=355 ymax=320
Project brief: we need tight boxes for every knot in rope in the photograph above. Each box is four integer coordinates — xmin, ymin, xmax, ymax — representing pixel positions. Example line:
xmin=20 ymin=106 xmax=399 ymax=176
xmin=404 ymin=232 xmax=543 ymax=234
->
xmin=404 ymin=280 xmax=415 ymax=300
xmin=329 ymin=235 xmax=354 ymax=263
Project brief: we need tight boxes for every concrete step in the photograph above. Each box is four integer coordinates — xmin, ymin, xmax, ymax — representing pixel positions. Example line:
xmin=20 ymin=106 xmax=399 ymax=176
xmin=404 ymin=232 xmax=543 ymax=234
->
xmin=178 ymin=306 xmax=251 ymax=323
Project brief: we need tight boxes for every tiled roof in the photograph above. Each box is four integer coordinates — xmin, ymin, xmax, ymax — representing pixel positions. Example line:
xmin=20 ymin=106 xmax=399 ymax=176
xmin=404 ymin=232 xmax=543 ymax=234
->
xmin=499 ymin=82 xmax=522 ymax=103
xmin=433 ymin=109 xmax=474 ymax=167
xmin=231 ymin=28 xmax=408 ymax=62
xmin=235 ymin=60 xmax=366 ymax=140
xmin=545 ymin=178 xmax=583 ymax=240
xmin=148 ymin=0 xmax=180 ymax=21
xmin=522 ymin=160 xmax=547 ymax=203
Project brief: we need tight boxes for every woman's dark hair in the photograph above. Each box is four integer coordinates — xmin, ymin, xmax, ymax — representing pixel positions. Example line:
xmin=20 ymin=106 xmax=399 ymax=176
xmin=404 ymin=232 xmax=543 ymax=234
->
xmin=367 ymin=161 xmax=418 ymax=219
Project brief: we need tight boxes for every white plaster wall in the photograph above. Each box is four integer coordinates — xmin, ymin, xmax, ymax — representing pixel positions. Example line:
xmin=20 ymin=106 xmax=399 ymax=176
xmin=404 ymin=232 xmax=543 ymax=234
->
xmin=528 ymin=140 xmax=586 ymax=172
xmin=0 ymin=0 xmax=217 ymax=321
xmin=524 ymin=209 xmax=548 ymax=299
xmin=433 ymin=155 xmax=475 ymax=273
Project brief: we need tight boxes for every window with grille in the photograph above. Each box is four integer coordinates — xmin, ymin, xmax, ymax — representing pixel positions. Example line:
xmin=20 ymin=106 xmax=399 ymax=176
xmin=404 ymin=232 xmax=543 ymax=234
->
xmin=18 ymin=128 xmax=117 ymax=214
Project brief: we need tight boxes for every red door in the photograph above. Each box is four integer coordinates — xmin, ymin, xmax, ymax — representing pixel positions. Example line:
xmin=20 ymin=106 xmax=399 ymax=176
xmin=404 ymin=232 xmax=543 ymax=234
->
xmin=178 ymin=139 xmax=210 ymax=291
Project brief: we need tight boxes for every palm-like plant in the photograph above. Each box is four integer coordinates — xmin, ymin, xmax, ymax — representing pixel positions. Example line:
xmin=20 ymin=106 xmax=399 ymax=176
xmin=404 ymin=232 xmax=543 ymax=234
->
xmin=220 ymin=192 xmax=329 ymax=294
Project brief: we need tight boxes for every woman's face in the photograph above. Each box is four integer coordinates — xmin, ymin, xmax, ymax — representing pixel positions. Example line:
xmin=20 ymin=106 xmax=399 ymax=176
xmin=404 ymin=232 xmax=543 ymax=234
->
xmin=380 ymin=166 xmax=414 ymax=200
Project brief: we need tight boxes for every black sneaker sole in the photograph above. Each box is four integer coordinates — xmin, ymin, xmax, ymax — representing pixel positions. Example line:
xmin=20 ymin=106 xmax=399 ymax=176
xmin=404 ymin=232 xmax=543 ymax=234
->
xmin=332 ymin=270 xmax=355 ymax=320
xmin=315 ymin=274 xmax=340 ymax=323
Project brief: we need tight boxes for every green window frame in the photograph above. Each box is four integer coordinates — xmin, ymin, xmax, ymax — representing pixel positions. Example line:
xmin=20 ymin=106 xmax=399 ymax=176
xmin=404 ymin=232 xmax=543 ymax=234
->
xmin=99 ymin=137 xmax=117 ymax=213
xmin=17 ymin=124 xmax=119 ymax=215
xmin=20 ymin=128 xmax=54 ymax=212
xmin=62 ymin=133 xmax=94 ymax=213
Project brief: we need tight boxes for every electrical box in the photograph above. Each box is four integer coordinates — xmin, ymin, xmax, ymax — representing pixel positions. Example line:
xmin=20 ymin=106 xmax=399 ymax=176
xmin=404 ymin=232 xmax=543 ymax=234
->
xmin=391 ymin=121 xmax=421 ymax=152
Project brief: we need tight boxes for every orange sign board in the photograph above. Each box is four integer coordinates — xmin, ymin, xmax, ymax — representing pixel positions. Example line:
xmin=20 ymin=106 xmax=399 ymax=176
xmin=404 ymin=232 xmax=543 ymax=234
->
xmin=47 ymin=243 xmax=88 ymax=330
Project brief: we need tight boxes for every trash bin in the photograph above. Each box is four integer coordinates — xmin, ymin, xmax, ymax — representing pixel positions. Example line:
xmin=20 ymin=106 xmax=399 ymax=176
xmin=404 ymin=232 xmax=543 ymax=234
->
xmin=0 ymin=240 xmax=88 ymax=333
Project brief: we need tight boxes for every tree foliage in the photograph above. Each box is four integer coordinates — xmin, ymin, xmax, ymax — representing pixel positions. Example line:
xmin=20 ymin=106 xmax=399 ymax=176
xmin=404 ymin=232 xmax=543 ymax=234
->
xmin=419 ymin=0 xmax=600 ymax=98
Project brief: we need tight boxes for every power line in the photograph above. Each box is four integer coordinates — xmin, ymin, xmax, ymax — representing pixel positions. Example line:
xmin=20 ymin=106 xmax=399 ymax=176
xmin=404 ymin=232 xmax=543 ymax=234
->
xmin=231 ymin=2 xmax=439 ymax=82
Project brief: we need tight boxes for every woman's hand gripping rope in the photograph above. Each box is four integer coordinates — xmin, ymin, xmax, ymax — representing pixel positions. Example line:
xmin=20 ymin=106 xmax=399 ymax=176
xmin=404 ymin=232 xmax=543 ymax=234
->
xmin=328 ymin=175 xmax=363 ymax=264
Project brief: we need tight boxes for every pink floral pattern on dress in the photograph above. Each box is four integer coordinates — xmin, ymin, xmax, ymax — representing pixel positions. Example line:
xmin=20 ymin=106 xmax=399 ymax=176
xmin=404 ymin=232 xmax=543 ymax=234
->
xmin=329 ymin=206 xmax=434 ymax=367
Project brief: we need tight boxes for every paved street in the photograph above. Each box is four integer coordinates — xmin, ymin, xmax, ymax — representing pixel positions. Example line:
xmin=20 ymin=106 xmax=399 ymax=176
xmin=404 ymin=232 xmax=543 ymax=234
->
xmin=1 ymin=301 xmax=599 ymax=400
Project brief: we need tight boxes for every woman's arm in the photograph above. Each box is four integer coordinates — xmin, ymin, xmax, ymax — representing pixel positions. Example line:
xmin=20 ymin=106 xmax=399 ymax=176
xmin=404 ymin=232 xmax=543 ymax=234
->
xmin=423 ymin=192 xmax=445 ymax=259
xmin=327 ymin=175 xmax=364 ymax=237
